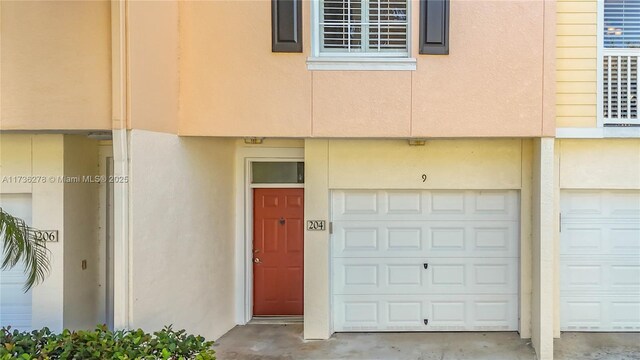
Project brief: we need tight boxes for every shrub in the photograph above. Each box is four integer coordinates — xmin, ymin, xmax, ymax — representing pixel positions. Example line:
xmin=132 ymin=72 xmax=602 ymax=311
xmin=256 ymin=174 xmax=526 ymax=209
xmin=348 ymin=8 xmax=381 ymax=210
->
xmin=0 ymin=325 xmax=215 ymax=360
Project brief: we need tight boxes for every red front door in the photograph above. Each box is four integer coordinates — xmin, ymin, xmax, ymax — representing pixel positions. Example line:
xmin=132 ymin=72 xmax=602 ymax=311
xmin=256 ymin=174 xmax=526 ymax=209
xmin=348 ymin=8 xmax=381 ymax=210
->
xmin=253 ymin=188 xmax=304 ymax=316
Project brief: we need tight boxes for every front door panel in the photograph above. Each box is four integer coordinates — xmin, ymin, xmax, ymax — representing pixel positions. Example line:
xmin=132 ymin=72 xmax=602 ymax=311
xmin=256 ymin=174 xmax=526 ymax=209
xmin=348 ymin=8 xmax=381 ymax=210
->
xmin=253 ymin=188 xmax=304 ymax=316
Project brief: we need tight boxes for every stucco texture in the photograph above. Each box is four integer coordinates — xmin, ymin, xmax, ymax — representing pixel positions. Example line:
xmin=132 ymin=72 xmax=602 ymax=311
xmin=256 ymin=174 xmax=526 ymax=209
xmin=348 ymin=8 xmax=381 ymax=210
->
xmin=63 ymin=136 xmax=102 ymax=329
xmin=178 ymin=0 xmax=553 ymax=137
xmin=0 ymin=1 xmax=111 ymax=130
xmin=128 ymin=130 xmax=236 ymax=340
xmin=127 ymin=1 xmax=179 ymax=134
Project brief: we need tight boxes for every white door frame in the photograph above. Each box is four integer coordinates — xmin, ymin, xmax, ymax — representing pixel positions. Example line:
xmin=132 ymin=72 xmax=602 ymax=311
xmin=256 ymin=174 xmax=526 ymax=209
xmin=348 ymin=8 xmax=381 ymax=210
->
xmin=98 ymin=143 xmax=115 ymax=328
xmin=234 ymin=146 xmax=304 ymax=324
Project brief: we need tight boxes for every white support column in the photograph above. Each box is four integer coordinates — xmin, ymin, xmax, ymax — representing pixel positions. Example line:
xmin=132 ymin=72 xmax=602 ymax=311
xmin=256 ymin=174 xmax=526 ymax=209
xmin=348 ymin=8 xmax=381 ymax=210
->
xmin=111 ymin=0 xmax=131 ymax=330
xmin=520 ymin=139 xmax=533 ymax=339
xmin=553 ymin=140 xmax=561 ymax=338
xmin=303 ymin=139 xmax=331 ymax=339
xmin=531 ymin=138 xmax=555 ymax=360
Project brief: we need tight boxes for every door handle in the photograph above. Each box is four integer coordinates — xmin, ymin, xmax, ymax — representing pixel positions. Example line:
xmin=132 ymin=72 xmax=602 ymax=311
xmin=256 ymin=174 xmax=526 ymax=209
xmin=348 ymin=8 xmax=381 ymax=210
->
xmin=279 ymin=217 xmax=286 ymax=225
xmin=253 ymin=257 xmax=261 ymax=264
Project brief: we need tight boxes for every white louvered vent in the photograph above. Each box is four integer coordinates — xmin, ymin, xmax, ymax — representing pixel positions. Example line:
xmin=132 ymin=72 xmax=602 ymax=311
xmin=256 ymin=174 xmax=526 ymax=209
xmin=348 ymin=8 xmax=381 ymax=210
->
xmin=602 ymin=0 xmax=640 ymax=125
xmin=319 ymin=0 xmax=408 ymax=55
xmin=603 ymin=54 xmax=639 ymax=124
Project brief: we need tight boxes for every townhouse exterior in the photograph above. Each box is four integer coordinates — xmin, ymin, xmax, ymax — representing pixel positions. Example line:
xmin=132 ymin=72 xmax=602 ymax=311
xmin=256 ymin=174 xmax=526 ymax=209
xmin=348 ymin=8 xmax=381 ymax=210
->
xmin=0 ymin=1 xmax=638 ymax=360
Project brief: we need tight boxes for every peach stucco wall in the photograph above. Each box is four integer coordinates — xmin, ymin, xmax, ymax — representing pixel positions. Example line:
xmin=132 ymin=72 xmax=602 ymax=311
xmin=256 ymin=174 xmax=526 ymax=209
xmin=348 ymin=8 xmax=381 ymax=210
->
xmin=0 ymin=1 xmax=111 ymax=131
xmin=179 ymin=0 xmax=555 ymax=137
xmin=180 ymin=0 xmax=313 ymax=137
xmin=127 ymin=1 xmax=180 ymax=134
xmin=1 ymin=0 xmax=555 ymax=136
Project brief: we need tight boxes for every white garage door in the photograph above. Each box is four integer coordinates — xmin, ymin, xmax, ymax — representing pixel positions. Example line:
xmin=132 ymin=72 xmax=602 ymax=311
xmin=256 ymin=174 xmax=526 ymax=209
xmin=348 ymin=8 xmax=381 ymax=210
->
xmin=0 ymin=194 xmax=33 ymax=331
xmin=331 ymin=190 xmax=520 ymax=332
xmin=560 ymin=190 xmax=640 ymax=332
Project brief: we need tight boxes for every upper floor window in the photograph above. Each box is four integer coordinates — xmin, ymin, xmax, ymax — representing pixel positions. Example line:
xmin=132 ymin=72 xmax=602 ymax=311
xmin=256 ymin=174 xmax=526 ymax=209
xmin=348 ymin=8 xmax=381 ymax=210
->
xmin=601 ymin=0 xmax=639 ymax=125
xmin=318 ymin=0 xmax=409 ymax=57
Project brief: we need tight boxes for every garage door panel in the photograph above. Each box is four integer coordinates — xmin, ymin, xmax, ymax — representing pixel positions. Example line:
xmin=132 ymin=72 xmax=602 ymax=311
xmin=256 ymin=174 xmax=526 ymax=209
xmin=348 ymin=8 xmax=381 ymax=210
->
xmin=0 ymin=265 xmax=33 ymax=331
xmin=332 ymin=190 xmax=519 ymax=222
xmin=332 ymin=190 xmax=520 ymax=332
xmin=561 ymin=190 xmax=640 ymax=332
xmin=561 ymin=257 xmax=640 ymax=294
xmin=561 ymin=296 xmax=640 ymax=332
xmin=561 ymin=190 xmax=640 ymax=219
xmin=334 ymin=258 xmax=518 ymax=295
xmin=560 ymin=222 xmax=640 ymax=255
xmin=333 ymin=221 xmax=519 ymax=258
xmin=334 ymin=295 xmax=518 ymax=332
xmin=0 ymin=194 xmax=33 ymax=331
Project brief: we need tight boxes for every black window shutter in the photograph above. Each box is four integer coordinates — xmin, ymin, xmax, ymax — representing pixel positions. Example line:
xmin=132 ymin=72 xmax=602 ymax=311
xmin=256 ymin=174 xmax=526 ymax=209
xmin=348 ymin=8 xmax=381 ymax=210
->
xmin=419 ymin=0 xmax=450 ymax=55
xmin=272 ymin=0 xmax=302 ymax=53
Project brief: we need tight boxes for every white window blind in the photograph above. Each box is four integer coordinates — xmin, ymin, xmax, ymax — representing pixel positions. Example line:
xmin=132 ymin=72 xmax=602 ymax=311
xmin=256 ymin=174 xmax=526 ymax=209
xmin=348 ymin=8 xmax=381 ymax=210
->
xmin=319 ymin=0 xmax=408 ymax=55
xmin=604 ymin=0 xmax=640 ymax=49
xmin=602 ymin=0 xmax=640 ymax=125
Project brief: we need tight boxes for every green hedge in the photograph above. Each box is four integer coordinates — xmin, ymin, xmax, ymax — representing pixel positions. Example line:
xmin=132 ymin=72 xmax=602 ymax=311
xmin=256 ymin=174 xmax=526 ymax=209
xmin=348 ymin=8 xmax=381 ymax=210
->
xmin=0 ymin=325 xmax=215 ymax=360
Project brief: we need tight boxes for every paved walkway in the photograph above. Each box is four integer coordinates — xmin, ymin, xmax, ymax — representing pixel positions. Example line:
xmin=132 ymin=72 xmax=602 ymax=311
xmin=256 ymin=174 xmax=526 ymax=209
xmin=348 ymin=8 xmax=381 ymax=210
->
xmin=214 ymin=324 xmax=640 ymax=360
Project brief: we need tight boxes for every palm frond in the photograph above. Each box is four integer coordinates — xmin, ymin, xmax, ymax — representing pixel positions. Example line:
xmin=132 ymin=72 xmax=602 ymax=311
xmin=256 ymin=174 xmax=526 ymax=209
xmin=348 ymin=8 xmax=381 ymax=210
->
xmin=0 ymin=207 xmax=51 ymax=291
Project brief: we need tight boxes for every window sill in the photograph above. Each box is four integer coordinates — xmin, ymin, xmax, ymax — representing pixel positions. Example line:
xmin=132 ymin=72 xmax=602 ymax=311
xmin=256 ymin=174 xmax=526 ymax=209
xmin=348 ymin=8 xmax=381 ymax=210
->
xmin=306 ymin=57 xmax=416 ymax=71
xmin=556 ymin=127 xmax=640 ymax=138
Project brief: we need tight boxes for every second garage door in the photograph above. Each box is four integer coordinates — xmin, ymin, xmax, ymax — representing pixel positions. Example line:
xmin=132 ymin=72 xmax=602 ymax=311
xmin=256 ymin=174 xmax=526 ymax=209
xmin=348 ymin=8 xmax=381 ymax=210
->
xmin=331 ymin=190 xmax=520 ymax=332
xmin=560 ymin=190 xmax=640 ymax=331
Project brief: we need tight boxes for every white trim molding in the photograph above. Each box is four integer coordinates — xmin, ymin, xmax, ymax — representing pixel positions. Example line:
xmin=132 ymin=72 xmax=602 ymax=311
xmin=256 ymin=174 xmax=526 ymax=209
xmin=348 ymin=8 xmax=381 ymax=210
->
xmin=556 ymin=127 xmax=640 ymax=138
xmin=306 ymin=57 xmax=416 ymax=71
xmin=597 ymin=0 xmax=604 ymax=128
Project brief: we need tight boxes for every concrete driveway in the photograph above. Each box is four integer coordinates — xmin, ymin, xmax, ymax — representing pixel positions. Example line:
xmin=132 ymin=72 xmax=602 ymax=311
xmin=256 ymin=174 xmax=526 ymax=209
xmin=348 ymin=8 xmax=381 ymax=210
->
xmin=213 ymin=324 xmax=640 ymax=360
xmin=213 ymin=324 xmax=536 ymax=360
xmin=554 ymin=332 xmax=640 ymax=360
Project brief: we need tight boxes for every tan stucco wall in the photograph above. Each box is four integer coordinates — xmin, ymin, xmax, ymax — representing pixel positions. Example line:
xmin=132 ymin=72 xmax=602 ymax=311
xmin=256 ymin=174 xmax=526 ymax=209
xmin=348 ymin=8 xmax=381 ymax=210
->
xmin=0 ymin=1 xmax=111 ymax=130
xmin=179 ymin=0 xmax=312 ymax=137
xmin=558 ymin=139 xmax=640 ymax=189
xmin=128 ymin=130 xmax=236 ymax=340
xmin=556 ymin=0 xmax=597 ymax=128
xmin=408 ymin=0 xmax=553 ymax=137
xmin=179 ymin=0 xmax=554 ymax=137
xmin=303 ymin=140 xmax=331 ymax=339
xmin=303 ymin=138 xmax=534 ymax=339
xmin=127 ymin=1 xmax=179 ymax=134
xmin=1 ymin=0 xmax=554 ymax=136
xmin=0 ymin=134 xmax=65 ymax=331
xmin=63 ymin=136 xmax=101 ymax=329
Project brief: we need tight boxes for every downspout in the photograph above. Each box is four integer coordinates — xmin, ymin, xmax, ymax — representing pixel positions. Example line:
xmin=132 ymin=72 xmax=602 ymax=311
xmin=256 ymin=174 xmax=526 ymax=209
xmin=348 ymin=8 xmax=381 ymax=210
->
xmin=111 ymin=0 xmax=131 ymax=330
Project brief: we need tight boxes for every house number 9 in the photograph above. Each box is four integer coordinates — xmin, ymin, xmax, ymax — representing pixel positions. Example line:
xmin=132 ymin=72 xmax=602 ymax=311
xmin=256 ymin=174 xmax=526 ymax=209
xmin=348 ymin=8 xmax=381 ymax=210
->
xmin=422 ymin=174 xmax=427 ymax=182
